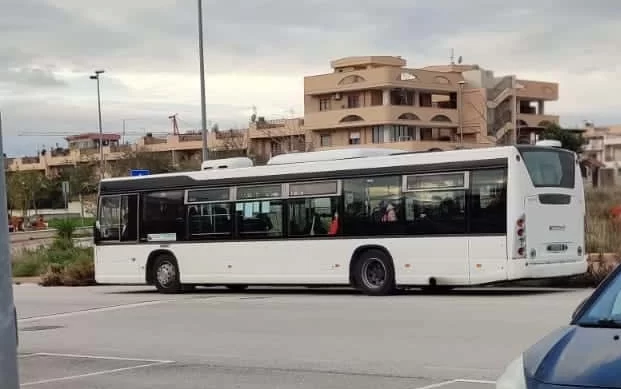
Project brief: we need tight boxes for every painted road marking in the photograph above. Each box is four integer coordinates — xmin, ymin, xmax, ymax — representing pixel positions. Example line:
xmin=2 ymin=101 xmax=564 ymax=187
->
xmin=414 ymin=379 xmax=495 ymax=389
xmin=17 ymin=300 xmax=175 ymax=323
xmin=31 ymin=352 xmax=174 ymax=364
xmin=20 ymin=361 xmax=172 ymax=386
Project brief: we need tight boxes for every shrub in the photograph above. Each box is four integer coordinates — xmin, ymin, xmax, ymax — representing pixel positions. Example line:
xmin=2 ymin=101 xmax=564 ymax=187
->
xmin=12 ymin=241 xmax=94 ymax=286
xmin=53 ymin=219 xmax=78 ymax=242
xmin=586 ymin=188 xmax=621 ymax=255
xmin=61 ymin=257 xmax=95 ymax=286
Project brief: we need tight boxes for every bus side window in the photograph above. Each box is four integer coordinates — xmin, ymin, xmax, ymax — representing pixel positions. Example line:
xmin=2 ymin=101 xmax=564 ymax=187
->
xmin=120 ymin=194 xmax=138 ymax=242
xmin=469 ymin=169 xmax=507 ymax=234
xmin=140 ymin=191 xmax=185 ymax=241
xmin=98 ymin=196 xmax=121 ymax=242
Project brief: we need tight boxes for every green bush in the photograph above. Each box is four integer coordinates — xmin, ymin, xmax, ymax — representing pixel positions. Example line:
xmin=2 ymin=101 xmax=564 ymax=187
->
xmin=12 ymin=237 xmax=94 ymax=286
xmin=53 ymin=219 xmax=78 ymax=241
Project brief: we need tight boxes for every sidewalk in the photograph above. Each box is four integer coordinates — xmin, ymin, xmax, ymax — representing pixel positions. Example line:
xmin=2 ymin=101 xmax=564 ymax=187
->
xmin=13 ymin=276 xmax=41 ymax=285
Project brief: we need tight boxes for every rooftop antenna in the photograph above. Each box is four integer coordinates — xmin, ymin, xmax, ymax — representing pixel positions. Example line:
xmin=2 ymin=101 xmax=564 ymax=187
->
xmin=457 ymin=55 xmax=463 ymax=64
xmin=450 ymin=48 xmax=455 ymax=65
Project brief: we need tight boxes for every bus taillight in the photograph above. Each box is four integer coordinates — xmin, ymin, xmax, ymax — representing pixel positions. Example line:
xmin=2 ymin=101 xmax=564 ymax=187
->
xmin=515 ymin=215 xmax=526 ymax=259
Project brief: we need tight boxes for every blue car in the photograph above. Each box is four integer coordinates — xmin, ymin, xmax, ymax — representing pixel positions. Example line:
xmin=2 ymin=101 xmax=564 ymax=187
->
xmin=497 ymin=265 xmax=621 ymax=389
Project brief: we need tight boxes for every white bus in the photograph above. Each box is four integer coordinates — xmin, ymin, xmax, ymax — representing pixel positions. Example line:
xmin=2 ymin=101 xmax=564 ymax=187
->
xmin=94 ymin=144 xmax=587 ymax=295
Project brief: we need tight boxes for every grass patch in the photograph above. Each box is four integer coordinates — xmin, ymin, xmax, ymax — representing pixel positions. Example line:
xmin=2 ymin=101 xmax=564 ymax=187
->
xmin=47 ymin=217 xmax=95 ymax=229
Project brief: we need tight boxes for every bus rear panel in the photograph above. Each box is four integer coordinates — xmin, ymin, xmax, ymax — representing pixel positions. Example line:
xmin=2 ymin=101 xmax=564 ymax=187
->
xmin=507 ymin=145 xmax=587 ymax=280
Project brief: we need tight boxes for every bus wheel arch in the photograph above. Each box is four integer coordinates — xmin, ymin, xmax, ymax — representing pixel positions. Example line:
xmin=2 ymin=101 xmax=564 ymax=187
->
xmin=145 ymin=249 xmax=174 ymax=285
xmin=349 ymin=245 xmax=396 ymax=295
xmin=146 ymin=250 xmax=191 ymax=293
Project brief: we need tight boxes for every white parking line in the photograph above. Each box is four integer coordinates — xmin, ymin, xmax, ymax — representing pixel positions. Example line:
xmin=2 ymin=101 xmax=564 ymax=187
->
xmin=31 ymin=352 xmax=174 ymax=364
xmin=20 ymin=361 xmax=172 ymax=386
xmin=456 ymin=379 xmax=496 ymax=385
xmin=18 ymin=300 xmax=175 ymax=323
xmin=416 ymin=380 xmax=463 ymax=389
xmin=414 ymin=379 xmax=496 ymax=389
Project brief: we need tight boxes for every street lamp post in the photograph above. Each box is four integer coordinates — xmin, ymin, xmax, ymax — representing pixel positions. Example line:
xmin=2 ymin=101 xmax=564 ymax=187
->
xmin=90 ymin=70 xmax=105 ymax=174
xmin=458 ymin=80 xmax=466 ymax=144
xmin=197 ymin=0 xmax=208 ymax=161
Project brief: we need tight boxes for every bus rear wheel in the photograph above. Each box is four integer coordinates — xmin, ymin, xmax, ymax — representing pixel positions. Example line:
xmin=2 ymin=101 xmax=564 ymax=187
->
xmin=352 ymin=249 xmax=396 ymax=296
xmin=153 ymin=254 xmax=183 ymax=294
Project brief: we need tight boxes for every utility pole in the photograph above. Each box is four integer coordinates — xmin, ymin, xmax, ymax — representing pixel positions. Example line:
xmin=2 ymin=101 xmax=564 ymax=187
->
xmin=197 ymin=0 xmax=209 ymax=161
xmin=0 ymin=112 xmax=20 ymax=389
xmin=90 ymin=70 xmax=105 ymax=174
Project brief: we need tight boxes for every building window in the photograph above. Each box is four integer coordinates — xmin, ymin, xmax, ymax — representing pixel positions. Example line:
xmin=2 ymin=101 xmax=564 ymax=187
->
xmin=372 ymin=126 xmax=384 ymax=144
xmin=320 ymin=134 xmax=331 ymax=147
xmin=391 ymin=125 xmax=414 ymax=141
xmin=347 ymin=94 xmax=360 ymax=108
xmin=420 ymin=128 xmax=433 ymax=140
xmin=270 ymin=141 xmax=282 ymax=156
xmin=319 ymin=98 xmax=330 ymax=111
xmin=349 ymin=131 xmax=361 ymax=145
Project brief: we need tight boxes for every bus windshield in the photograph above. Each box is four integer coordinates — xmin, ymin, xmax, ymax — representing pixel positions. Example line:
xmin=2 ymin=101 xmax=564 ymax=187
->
xmin=519 ymin=147 xmax=575 ymax=189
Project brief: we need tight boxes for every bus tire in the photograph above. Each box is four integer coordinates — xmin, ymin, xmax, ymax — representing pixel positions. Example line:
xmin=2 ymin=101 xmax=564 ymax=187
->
xmin=153 ymin=254 xmax=183 ymax=294
xmin=352 ymin=249 xmax=396 ymax=296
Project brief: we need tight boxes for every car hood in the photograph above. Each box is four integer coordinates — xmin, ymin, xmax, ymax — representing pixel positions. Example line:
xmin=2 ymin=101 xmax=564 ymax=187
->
xmin=524 ymin=325 xmax=621 ymax=388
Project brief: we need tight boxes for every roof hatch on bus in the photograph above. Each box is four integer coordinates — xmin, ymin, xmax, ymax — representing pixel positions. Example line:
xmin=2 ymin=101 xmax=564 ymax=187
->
xmin=201 ymin=157 xmax=254 ymax=170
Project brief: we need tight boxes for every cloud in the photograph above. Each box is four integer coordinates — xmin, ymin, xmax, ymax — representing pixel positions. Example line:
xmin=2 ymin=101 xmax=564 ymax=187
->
xmin=0 ymin=0 xmax=620 ymax=155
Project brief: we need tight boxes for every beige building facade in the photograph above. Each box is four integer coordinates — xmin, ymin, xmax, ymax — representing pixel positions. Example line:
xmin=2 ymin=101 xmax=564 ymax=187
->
xmin=582 ymin=124 xmax=621 ymax=186
xmin=302 ymin=56 xmax=559 ymax=153
xmin=6 ymin=55 xmax=561 ymax=175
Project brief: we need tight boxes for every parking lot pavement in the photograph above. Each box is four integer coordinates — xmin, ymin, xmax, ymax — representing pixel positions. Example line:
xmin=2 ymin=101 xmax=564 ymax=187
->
xmin=13 ymin=285 xmax=593 ymax=388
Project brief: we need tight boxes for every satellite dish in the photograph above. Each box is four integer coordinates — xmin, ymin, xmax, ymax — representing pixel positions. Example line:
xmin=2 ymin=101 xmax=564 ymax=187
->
xmin=457 ymin=56 xmax=463 ymax=64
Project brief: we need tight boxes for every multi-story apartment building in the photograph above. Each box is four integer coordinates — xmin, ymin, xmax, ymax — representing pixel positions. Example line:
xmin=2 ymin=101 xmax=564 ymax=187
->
xmin=5 ymin=55 xmax=561 ymax=174
xmin=5 ymin=130 xmax=248 ymax=176
xmin=582 ymin=124 xmax=621 ymax=186
xmin=303 ymin=56 xmax=559 ymax=152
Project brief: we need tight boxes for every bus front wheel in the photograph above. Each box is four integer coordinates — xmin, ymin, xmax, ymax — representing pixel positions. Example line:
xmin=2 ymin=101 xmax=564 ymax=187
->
xmin=153 ymin=254 xmax=183 ymax=294
xmin=352 ymin=249 xmax=396 ymax=296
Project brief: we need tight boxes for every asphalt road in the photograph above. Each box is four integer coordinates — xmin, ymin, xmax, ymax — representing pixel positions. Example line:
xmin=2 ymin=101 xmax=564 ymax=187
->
xmin=13 ymin=285 xmax=593 ymax=388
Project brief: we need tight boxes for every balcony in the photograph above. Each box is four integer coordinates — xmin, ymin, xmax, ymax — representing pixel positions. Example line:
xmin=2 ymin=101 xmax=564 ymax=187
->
xmin=304 ymin=105 xmax=458 ymax=130
xmin=516 ymin=79 xmax=558 ymax=101
xmin=517 ymin=113 xmax=559 ymax=128
xmin=304 ymin=67 xmax=461 ymax=96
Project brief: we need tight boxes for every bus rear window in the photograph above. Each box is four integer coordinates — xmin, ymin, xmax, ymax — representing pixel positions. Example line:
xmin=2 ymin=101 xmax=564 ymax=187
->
xmin=519 ymin=148 xmax=575 ymax=188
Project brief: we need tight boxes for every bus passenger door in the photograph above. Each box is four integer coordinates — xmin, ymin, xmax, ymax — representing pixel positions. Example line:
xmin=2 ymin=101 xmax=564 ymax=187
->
xmin=468 ymin=169 xmax=508 ymax=284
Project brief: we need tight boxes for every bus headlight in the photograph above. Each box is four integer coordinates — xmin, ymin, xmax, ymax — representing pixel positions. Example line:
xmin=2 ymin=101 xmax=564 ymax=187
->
xmin=496 ymin=354 xmax=527 ymax=389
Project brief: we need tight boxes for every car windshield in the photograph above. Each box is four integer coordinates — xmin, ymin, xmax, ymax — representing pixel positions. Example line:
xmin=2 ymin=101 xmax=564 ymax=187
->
xmin=576 ymin=269 xmax=621 ymax=326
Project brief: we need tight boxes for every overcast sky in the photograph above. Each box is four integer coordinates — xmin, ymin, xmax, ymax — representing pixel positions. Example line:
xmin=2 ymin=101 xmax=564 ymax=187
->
xmin=1 ymin=0 xmax=620 ymax=156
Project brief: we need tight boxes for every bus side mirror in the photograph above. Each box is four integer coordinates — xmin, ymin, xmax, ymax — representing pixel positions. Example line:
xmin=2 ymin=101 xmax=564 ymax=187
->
xmin=93 ymin=220 xmax=100 ymax=242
